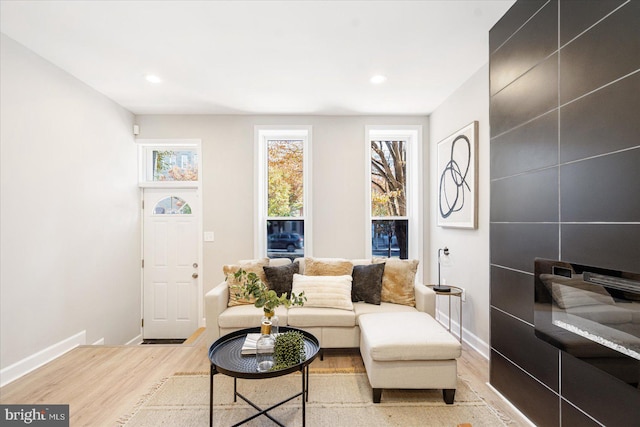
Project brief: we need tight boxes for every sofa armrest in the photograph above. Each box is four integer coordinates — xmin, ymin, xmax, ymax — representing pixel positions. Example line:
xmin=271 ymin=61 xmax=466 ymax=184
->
xmin=415 ymin=283 xmax=436 ymax=317
xmin=204 ymin=280 xmax=229 ymax=344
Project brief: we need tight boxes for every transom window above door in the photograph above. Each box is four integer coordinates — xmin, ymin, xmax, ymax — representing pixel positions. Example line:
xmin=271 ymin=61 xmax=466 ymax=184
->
xmin=150 ymin=149 xmax=198 ymax=182
xmin=137 ymin=140 xmax=201 ymax=189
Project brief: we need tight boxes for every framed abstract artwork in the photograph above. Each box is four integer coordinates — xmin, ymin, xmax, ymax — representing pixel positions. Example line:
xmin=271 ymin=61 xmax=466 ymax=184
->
xmin=437 ymin=121 xmax=478 ymax=229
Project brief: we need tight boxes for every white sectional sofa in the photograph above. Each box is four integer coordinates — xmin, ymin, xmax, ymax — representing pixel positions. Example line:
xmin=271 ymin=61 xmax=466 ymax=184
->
xmin=204 ymin=257 xmax=437 ymax=347
xmin=204 ymin=256 xmax=462 ymax=403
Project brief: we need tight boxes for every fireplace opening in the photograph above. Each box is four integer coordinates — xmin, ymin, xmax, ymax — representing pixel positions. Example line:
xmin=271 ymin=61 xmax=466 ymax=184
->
xmin=534 ymin=258 xmax=640 ymax=387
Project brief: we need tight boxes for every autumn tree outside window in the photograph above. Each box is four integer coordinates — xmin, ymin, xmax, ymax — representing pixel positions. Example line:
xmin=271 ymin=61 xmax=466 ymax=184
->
xmin=255 ymin=127 xmax=312 ymax=260
xmin=268 ymin=140 xmax=304 ymax=217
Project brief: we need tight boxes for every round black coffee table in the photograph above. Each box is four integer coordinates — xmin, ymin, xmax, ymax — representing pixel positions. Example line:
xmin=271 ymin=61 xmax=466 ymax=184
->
xmin=208 ymin=327 xmax=320 ymax=427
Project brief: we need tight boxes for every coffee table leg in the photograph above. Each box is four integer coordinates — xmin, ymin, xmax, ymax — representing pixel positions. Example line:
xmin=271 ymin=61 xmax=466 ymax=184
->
xmin=302 ymin=367 xmax=306 ymax=427
xmin=209 ymin=365 xmax=214 ymax=427
xmin=305 ymin=365 xmax=309 ymax=401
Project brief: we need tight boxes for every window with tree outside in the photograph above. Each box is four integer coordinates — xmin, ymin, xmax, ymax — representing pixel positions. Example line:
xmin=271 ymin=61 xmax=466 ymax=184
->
xmin=267 ymin=139 xmax=305 ymax=258
xmin=371 ymin=140 xmax=409 ymax=259
xmin=256 ymin=127 xmax=310 ymax=261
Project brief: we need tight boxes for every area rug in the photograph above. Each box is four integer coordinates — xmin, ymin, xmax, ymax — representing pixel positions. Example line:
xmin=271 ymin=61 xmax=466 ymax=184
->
xmin=120 ymin=373 xmax=509 ymax=426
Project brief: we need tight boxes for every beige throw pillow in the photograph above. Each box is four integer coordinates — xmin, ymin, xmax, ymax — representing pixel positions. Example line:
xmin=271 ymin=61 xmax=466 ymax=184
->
xmin=291 ymin=274 xmax=354 ymax=310
xmin=375 ymin=258 xmax=419 ymax=307
xmin=224 ymin=258 xmax=269 ymax=307
xmin=304 ymin=257 xmax=354 ymax=276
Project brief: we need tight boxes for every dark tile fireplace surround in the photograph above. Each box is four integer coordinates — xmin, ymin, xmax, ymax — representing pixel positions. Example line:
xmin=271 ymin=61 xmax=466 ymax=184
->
xmin=489 ymin=1 xmax=639 ymax=426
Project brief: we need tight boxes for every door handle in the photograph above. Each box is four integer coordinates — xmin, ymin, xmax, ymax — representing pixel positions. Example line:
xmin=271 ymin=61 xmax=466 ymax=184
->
xmin=192 ymin=273 xmax=199 ymax=279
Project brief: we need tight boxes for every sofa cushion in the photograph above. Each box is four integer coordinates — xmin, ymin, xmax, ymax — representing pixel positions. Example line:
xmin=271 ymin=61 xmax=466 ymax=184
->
xmin=268 ymin=258 xmax=291 ymax=266
xmin=218 ymin=305 xmax=288 ymax=329
xmin=291 ymin=274 xmax=353 ymax=310
xmin=375 ymin=258 xmax=419 ymax=307
xmin=224 ymin=258 xmax=269 ymax=307
xmin=359 ymin=312 xmax=461 ymax=361
xmin=353 ymin=301 xmax=417 ymax=324
xmin=239 ymin=257 xmax=290 ymax=266
xmin=304 ymin=257 xmax=354 ymax=276
xmin=294 ymin=257 xmax=370 ymax=274
xmin=352 ymin=259 xmax=374 ymax=266
xmin=351 ymin=263 xmax=385 ymax=304
xmin=264 ymin=262 xmax=299 ymax=297
xmin=287 ymin=306 xmax=356 ymax=327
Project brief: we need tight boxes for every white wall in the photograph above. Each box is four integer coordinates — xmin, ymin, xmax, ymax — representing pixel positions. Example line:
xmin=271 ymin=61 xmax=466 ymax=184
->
xmin=0 ymin=35 xmax=141 ymax=378
xmin=429 ymin=64 xmax=491 ymax=357
xmin=134 ymin=115 xmax=429 ymax=294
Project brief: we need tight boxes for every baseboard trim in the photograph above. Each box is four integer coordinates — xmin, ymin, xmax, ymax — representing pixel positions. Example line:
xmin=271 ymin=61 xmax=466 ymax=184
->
xmin=125 ymin=334 xmax=143 ymax=346
xmin=92 ymin=338 xmax=105 ymax=345
xmin=486 ymin=382 xmax=537 ymax=427
xmin=436 ymin=309 xmax=490 ymax=359
xmin=0 ymin=330 xmax=86 ymax=387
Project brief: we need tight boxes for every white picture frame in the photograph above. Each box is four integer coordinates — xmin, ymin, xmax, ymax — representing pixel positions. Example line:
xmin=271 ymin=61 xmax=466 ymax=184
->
xmin=436 ymin=121 xmax=478 ymax=229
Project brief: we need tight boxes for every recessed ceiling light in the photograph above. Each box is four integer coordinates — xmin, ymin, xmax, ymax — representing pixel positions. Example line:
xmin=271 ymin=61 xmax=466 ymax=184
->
xmin=370 ymin=75 xmax=387 ymax=84
xmin=145 ymin=74 xmax=162 ymax=84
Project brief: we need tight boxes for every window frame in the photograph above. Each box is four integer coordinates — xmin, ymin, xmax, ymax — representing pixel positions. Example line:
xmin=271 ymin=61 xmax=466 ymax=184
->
xmin=365 ymin=126 xmax=423 ymax=277
xmin=255 ymin=126 xmax=312 ymax=259
xmin=137 ymin=139 xmax=201 ymax=189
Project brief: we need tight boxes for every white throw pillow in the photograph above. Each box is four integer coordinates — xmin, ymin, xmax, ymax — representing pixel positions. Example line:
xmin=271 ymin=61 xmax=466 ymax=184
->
xmin=291 ymin=274 xmax=353 ymax=311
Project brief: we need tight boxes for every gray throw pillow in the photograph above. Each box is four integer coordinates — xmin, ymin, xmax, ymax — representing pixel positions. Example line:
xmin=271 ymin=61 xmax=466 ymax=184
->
xmin=264 ymin=262 xmax=300 ymax=297
xmin=351 ymin=263 xmax=385 ymax=305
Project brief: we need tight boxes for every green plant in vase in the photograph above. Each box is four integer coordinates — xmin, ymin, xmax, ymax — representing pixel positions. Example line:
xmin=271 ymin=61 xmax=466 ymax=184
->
xmin=230 ymin=268 xmax=306 ymax=320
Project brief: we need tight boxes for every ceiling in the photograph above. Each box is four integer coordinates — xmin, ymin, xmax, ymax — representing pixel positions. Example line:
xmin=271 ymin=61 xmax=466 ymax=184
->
xmin=0 ymin=1 xmax=514 ymax=115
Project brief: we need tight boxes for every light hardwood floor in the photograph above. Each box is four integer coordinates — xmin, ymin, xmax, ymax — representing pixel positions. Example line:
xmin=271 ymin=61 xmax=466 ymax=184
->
xmin=0 ymin=331 xmax=531 ymax=426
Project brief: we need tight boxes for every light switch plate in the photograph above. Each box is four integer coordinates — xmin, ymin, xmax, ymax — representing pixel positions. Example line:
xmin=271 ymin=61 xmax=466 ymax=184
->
xmin=204 ymin=231 xmax=215 ymax=242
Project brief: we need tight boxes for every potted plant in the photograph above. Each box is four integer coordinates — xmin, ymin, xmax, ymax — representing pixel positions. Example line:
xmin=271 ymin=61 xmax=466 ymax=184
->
xmin=272 ymin=330 xmax=306 ymax=370
xmin=230 ymin=269 xmax=306 ymax=331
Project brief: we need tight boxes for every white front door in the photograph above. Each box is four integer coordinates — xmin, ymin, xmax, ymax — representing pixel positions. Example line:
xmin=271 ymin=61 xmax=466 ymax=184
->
xmin=143 ymin=189 xmax=200 ymax=339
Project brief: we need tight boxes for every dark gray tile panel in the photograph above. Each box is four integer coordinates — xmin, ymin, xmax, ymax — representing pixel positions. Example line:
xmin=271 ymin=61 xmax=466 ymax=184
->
xmin=560 ymin=0 xmax=626 ymax=46
xmin=491 ymin=0 xmax=558 ymax=95
xmin=491 ymin=167 xmax=559 ymax=223
xmin=491 ymin=266 xmax=534 ymax=324
xmin=491 ymin=223 xmax=559 ymax=273
xmin=560 ymin=72 xmax=640 ymax=163
xmin=491 ymin=308 xmax=559 ymax=390
xmin=490 ymin=0 xmax=548 ymax=52
xmin=562 ymin=224 xmax=640 ymax=273
xmin=490 ymin=1 xmax=640 ymax=422
xmin=490 ymin=350 xmax=560 ymax=427
xmin=490 ymin=110 xmax=558 ymax=179
xmin=561 ymin=148 xmax=640 ymax=222
xmin=561 ymin=400 xmax=601 ymax=427
xmin=562 ymin=352 xmax=640 ymax=426
xmin=491 ymin=53 xmax=558 ymax=137
xmin=560 ymin=1 xmax=640 ymax=104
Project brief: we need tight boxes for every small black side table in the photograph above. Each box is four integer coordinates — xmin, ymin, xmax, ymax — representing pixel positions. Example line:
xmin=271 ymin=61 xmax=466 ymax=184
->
xmin=208 ymin=327 xmax=320 ymax=427
xmin=427 ymin=285 xmax=463 ymax=343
